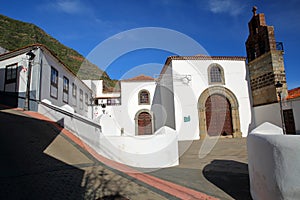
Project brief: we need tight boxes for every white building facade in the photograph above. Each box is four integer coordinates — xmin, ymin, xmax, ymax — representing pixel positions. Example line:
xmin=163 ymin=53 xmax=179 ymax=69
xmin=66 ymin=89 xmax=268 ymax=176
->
xmin=0 ymin=44 xmax=93 ymax=118
xmin=153 ymin=55 xmax=252 ymax=140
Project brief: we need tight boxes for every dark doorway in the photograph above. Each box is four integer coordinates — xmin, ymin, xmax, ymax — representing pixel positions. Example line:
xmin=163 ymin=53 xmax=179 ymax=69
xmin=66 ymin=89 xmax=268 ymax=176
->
xmin=0 ymin=91 xmax=18 ymax=107
xmin=283 ymin=109 xmax=296 ymax=134
xmin=137 ymin=112 xmax=152 ymax=135
xmin=205 ymin=95 xmax=233 ymax=136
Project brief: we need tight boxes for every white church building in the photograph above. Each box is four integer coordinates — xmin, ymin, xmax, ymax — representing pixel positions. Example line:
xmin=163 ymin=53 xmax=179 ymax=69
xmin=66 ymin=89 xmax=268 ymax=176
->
xmin=95 ymin=55 xmax=252 ymax=141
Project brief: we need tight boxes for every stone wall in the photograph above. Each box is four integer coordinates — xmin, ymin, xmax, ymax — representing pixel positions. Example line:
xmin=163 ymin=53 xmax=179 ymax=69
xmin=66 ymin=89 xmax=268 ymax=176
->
xmin=248 ymin=51 xmax=287 ymax=106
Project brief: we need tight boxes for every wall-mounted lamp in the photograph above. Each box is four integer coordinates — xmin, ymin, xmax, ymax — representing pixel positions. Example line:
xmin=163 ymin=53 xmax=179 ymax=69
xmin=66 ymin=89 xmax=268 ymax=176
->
xmin=26 ymin=50 xmax=36 ymax=60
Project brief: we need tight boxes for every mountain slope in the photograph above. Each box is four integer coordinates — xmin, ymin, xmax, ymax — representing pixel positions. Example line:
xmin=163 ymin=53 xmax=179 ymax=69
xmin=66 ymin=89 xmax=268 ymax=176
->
xmin=0 ymin=14 xmax=116 ymax=89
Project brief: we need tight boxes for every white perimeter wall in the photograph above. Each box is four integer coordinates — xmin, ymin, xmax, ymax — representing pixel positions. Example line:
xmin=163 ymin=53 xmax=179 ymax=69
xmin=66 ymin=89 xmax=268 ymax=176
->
xmin=253 ymin=99 xmax=300 ymax=134
xmin=171 ymin=59 xmax=252 ymax=140
xmin=38 ymin=102 xmax=179 ymax=168
xmin=247 ymin=123 xmax=300 ymax=200
xmin=253 ymin=103 xmax=282 ymax=128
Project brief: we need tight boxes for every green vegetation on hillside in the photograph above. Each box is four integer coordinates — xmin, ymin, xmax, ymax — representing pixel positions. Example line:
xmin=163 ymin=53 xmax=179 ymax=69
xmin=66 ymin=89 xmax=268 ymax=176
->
xmin=0 ymin=14 xmax=117 ymax=90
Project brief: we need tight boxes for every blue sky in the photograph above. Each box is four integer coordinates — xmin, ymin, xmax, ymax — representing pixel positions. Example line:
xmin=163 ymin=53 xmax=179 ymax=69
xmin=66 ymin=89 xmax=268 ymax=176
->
xmin=1 ymin=0 xmax=300 ymax=89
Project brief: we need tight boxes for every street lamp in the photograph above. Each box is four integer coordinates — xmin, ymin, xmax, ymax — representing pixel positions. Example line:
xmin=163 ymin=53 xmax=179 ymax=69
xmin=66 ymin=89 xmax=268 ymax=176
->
xmin=24 ymin=50 xmax=36 ymax=110
xmin=275 ymin=81 xmax=286 ymax=135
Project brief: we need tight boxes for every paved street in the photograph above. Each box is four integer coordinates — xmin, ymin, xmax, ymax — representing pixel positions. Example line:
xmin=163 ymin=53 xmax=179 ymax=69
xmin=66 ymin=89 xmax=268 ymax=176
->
xmin=0 ymin=106 xmax=251 ymax=199
xmin=0 ymin=107 xmax=171 ymax=200
xmin=148 ymin=139 xmax=252 ymax=200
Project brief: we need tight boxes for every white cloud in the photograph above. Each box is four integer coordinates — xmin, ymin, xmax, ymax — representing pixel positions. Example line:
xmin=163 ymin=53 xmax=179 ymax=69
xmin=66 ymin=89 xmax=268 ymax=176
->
xmin=40 ymin=0 xmax=92 ymax=15
xmin=208 ymin=0 xmax=245 ymax=16
xmin=56 ymin=0 xmax=82 ymax=14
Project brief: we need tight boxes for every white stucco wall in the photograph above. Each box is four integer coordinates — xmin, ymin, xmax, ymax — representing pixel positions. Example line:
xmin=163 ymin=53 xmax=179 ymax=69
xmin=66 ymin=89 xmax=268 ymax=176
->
xmin=286 ymin=99 xmax=300 ymax=134
xmin=0 ymin=54 xmax=27 ymax=93
xmin=0 ymin=49 xmax=42 ymax=110
xmin=98 ymin=126 xmax=179 ymax=169
xmin=0 ymin=46 xmax=93 ymax=117
xmin=252 ymin=98 xmax=300 ymax=134
xmin=111 ymin=81 xmax=156 ymax=136
xmin=38 ymin=102 xmax=179 ymax=169
xmin=247 ymin=122 xmax=300 ymax=200
xmin=153 ymin=65 xmax=176 ymax=131
xmin=40 ymin=49 xmax=93 ymax=119
xmin=293 ymin=100 xmax=300 ymax=133
xmin=253 ymin=103 xmax=282 ymax=128
xmin=170 ymin=59 xmax=252 ymax=139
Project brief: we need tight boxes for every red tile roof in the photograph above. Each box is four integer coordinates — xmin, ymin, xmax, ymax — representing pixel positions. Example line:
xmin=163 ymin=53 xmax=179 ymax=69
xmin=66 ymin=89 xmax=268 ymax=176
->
xmin=286 ymin=87 xmax=300 ymax=100
xmin=167 ymin=55 xmax=246 ymax=61
xmin=121 ymin=74 xmax=155 ymax=82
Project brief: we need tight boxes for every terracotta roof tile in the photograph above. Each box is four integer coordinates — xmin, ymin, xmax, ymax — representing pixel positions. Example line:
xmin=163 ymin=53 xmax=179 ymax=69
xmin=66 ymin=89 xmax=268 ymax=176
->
xmin=121 ymin=74 xmax=155 ymax=82
xmin=286 ymin=87 xmax=300 ymax=100
xmin=168 ymin=55 xmax=246 ymax=61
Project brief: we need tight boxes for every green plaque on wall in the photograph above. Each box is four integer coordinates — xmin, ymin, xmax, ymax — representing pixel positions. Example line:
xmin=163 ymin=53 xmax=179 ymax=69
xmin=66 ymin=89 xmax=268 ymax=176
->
xmin=184 ymin=115 xmax=190 ymax=122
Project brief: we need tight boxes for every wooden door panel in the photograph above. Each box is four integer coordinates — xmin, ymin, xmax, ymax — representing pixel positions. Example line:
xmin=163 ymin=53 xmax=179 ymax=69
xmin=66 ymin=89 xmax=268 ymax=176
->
xmin=205 ymin=95 xmax=233 ymax=136
xmin=138 ymin=112 xmax=152 ymax=135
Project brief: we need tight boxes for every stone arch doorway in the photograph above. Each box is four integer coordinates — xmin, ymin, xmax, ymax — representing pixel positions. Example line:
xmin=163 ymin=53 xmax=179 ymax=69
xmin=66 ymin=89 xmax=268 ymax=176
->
xmin=135 ymin=109 xmax=154 ymax=135
xmin=198 ymin=86 xmax=241 ymax=139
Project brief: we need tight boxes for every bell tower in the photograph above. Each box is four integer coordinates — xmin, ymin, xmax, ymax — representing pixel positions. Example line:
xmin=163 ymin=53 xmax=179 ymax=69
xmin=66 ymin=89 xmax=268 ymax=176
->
xmin=246 ymin=6 xmax=288 ymax=106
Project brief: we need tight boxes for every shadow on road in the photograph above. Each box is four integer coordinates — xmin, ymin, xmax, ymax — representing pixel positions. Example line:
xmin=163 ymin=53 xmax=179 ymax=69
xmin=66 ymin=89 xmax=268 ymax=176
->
xmin=0 ymin=109 xmax=131 ymax=200
xmin=0 ymin=109 xmax=86 ymax=199
xmin=203 ymin=159 xmax=252 ymax=200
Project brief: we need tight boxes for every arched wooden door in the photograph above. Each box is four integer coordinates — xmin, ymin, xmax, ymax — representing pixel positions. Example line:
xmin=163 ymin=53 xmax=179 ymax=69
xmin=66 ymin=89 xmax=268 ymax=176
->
xmin=205 ymin=94 xmax=233 ymax=136
xmin=137 ymin=112 xmax=152 ymax=135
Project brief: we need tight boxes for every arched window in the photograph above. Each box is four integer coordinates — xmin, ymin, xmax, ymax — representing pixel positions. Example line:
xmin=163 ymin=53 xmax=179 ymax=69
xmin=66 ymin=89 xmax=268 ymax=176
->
xmin=139 ymin=90 xmax=150 ymax=105
xmin=208 ymin=64 xmax=225 ymax=85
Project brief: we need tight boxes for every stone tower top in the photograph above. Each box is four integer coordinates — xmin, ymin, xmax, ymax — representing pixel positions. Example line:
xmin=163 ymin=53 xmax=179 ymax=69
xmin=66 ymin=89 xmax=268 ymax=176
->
xmin=252 ymin=6 xmax=257 ymax=16
xmin=245 ymin=7 xmax=276 ymax=62
xmin=245 ymin=7 xmax=288 ymax=106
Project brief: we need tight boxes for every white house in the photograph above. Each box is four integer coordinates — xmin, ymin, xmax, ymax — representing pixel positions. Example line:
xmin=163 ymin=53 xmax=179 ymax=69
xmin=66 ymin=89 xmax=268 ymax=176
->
xmin=0 ymin=44 xmax=93 ymax=119
xmin=82 ymin=79 xmax=121 ymax=119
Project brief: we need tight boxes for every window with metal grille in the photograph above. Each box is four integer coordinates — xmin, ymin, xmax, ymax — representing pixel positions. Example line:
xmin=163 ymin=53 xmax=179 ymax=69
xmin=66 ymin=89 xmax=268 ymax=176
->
xmin=139 ymin=90 xmax=150 ymax=105
xmin=208 ymin=64 xmax=225 ymax=85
